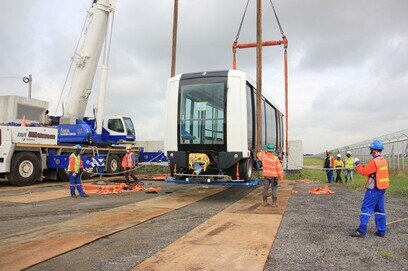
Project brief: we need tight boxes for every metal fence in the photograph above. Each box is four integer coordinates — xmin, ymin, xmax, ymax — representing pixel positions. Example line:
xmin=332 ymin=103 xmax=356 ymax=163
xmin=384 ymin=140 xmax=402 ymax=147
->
xmin=316 ymin=129 xmax=408 ymax=170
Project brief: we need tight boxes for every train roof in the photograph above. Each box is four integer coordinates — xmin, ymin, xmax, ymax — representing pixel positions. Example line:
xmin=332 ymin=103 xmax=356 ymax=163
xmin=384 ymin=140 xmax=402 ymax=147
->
xmin=172 ymin=70 xmax=284 ymax=115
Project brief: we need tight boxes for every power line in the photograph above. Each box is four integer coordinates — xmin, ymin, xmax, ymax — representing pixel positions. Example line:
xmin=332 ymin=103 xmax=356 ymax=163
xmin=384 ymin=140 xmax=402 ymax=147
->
xmin=0 ymin=76 xmax=22 ymax=79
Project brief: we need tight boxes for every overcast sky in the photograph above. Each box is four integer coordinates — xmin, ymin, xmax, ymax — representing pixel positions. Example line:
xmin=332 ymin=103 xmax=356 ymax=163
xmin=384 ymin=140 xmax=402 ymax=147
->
xmin=0 ymin=0 xmax=407 ymax=153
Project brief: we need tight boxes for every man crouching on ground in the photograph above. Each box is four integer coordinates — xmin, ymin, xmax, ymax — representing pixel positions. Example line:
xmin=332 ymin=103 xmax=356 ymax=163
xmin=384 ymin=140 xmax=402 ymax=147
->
xmin=257 ymin=143 xmax=284 ymax=207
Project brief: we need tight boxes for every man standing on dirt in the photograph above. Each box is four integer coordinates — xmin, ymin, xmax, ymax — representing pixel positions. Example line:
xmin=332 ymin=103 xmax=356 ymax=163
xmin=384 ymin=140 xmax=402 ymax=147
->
xmin=350 ymin=140 xmax=390 ymax=238
xmin=257 ymin=143 xmax=284 ymax=207
xmin=122 ymin=145 xmax=139 ymax=188
xmin=334 ymin=154 xmax=344 ymax=183
xmin=323 ymin=150 xmax=334 ymax=183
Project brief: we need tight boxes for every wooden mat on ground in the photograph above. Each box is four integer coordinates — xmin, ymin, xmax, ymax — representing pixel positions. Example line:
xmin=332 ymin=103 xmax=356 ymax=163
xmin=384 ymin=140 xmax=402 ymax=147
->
xmin=0 ymin=186 xmax=226 ymax=271
xmin=0 ymin=189 xmax=69 ymax=203
xmin=133 ymin=183 xmax=293 ymax=271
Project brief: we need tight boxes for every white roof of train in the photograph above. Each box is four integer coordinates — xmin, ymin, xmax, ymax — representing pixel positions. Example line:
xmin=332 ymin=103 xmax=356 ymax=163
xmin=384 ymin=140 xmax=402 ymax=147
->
xmin=171 ymin=69 xmax=284 ymax=115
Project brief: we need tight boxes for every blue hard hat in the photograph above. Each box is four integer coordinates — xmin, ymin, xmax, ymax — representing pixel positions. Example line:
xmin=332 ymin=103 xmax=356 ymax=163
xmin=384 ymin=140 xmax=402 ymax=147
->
xmin=75 ymin=144 xmax=82 ymax=150
xmin=369 ymin=140 xmax=384 ymax=151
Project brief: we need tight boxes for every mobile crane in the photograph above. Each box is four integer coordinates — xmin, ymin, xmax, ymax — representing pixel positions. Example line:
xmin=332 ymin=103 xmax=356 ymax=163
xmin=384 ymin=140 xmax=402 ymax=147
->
xmin=0 ymin=0 xmax=164 ymax=186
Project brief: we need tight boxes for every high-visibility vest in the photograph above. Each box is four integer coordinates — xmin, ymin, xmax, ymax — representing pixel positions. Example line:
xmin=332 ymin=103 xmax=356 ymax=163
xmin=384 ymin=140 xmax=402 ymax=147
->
xmin=345 ymin=157 xmax=354 ymax=169
xmin=68 ymin=153 xmax=83 ymax=173
xmin=121 ymin=152 xmax=135 ymax=169
xmin=333 ymin=159 xmax=344 ymax=168
xmin=365 ymin=158 xmax=390 ymax=190
xmin=257 ymin=151 xmax=284 ymax=179
xmin=330 ymin=156 xmax=335 ymax=168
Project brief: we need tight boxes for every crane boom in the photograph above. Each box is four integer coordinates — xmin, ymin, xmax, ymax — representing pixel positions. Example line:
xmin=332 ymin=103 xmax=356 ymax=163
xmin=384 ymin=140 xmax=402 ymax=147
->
xmin=63 ymin=0 xmax=116 ymax=123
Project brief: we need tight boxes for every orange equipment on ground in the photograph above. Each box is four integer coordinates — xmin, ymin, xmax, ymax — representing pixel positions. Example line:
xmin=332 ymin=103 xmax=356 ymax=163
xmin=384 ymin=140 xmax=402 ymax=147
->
xmin=66 ymin=182 xmax=161 ymax=195
xmin=308 ymin=186 xmax=335 ymax=195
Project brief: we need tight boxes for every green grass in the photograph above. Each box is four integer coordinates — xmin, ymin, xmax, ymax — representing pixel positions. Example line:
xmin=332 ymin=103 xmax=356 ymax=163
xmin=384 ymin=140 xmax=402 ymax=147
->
xmin=136 ymin=165 xmax=169 ymax=175
xmin=286 ymin=157 xmax=408 ymax=197
xmin=375 ymin=251 xmax=395 ymax=260
xmin=303 ymin=157 xmax=326 ymax=167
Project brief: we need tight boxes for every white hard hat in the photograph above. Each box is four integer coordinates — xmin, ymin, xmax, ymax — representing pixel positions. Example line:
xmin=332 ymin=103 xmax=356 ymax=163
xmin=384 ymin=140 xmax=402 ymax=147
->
xmin=346 ymin=151 xmax=352 ymax=155
xmin=337 ymin=154 xmax=341 ymax=158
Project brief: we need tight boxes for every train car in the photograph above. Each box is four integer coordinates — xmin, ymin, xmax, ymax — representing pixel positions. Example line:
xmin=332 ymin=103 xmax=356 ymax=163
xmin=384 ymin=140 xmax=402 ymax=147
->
xmin=164 ymin=70 xmax=284 ymax=181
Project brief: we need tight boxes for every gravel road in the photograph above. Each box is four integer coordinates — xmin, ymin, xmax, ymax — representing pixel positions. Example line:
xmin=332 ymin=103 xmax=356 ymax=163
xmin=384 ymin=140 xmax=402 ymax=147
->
xmin=265 ymin=182 xmax=408 ymax=271
xmin=25 ymin=186 xmax=253 ymax=271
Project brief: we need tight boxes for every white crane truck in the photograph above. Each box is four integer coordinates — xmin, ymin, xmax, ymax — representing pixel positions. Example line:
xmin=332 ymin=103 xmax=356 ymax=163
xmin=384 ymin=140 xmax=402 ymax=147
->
xmin=0 ymin=0 xmax=166 ymax=186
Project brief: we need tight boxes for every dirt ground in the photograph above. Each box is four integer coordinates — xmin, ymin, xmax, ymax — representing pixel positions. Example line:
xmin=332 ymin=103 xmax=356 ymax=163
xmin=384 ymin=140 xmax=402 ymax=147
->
xmin=1 ymin=179 xmax=407 ymax=270
xmin=265 ymin=182 xmax=408 ymax=271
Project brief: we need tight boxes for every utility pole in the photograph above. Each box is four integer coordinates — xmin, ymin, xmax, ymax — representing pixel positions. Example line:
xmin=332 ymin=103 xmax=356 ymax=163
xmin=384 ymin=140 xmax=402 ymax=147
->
xmin=284 ymin=47 xmax=289 ymax=168
xmin=171 ymin=0 xmax=179 ymax=77
xmin=23 ymin=74 xmax=32 ymax=98
xmin=256 ymin=0 xmax=262 ymax=151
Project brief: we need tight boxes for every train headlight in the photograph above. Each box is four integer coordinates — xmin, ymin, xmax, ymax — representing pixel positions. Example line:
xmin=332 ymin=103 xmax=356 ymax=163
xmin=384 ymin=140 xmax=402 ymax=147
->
xmin=234 ymin=154 xmax=238 ymax=159
xmin=170 ymin=153 xmax=174 ymax=157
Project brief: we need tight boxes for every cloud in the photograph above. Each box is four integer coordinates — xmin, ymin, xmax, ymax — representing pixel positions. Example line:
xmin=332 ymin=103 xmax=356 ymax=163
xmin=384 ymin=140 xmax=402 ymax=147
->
xmin=0 ymin=0 xmax=407 ymax=153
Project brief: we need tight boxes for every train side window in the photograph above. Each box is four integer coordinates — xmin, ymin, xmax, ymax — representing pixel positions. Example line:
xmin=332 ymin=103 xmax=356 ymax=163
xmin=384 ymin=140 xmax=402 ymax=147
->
xmin=246 ymin=84 xmax=254 ymax=150
xmin=262 ymin=99 xmax=266 ymax=146
xmin=270 ymin=105 xmax=277 ymax=146
xmin=266 ymin=104 xmax=272 ymax=145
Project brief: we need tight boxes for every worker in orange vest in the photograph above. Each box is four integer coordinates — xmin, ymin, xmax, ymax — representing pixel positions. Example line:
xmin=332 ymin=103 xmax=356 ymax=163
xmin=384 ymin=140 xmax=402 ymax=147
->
xmin=68 ymin=145 xmax=88 ymax=198
xmin=257 ymin=143 xmax=284 ymax=207
xmin=121 ymin=145 xmax=138 ymax=187
xmin=350 ymin=140 xmax=390 ymax=238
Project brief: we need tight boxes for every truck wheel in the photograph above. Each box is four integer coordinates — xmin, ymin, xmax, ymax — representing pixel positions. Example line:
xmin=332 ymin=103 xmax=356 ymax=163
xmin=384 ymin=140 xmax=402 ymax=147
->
xmin=7 ymin=152 xmax=41 ymax=186
xmin=82 ymin=168 xmax=94 ymax=180
xmin=57 ymin=168 xmax=69 ymax=182
xmin=107 ymin=155 xmax=121 ymax=173
xmin=239 ymin=157 xmax=253 ymax=182
xmin=57 ymin=168 xmax=92 ymax=181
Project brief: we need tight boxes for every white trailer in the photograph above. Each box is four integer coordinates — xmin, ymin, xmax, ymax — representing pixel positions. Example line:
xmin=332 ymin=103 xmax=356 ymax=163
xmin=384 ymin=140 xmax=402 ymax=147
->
xmin=0 ymin=123 xmax=141 ymax=185
xmin=0 ymin=0 xmax=141 ymax=186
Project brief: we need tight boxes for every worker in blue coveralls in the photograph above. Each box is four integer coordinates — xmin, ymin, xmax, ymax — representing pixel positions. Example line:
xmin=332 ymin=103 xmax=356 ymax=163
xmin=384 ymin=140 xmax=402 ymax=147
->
xmin=350 ymin=140 xmax=389 ymax=238
xmin=323 ymin=150 xmax=334 ymax=183
xmin=68 ymin=145 xmax=89 ymax=198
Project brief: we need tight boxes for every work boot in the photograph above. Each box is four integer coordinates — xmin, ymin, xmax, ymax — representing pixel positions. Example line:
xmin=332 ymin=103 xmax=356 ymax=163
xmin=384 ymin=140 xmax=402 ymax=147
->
xmin=374 ymin=231 xmax=385 ymax=238
xmin=71 ymin=194 xmax=77 ymax=198
xmin=80 ymin=194 xmax=89 ymax=198
xmin=262 ymin=196 xmax=268 ymax=207
xmin=350 ymin=229 xmax=365 ymax=238
xmin=272 ymin=197 xmax=278 ymax=207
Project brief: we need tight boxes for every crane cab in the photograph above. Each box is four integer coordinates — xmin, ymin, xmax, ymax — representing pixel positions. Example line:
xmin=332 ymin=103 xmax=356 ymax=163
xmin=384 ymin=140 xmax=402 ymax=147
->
xmin=103 ymin=115 xmax=135 ymax=143
xmin=57 ymin=116 xmax=135 ymax=145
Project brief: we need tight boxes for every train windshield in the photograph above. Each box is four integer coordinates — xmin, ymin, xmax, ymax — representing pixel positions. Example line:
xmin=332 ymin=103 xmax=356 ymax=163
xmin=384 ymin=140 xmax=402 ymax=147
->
xmin=179 ymin=77 xmax=226 ymax=148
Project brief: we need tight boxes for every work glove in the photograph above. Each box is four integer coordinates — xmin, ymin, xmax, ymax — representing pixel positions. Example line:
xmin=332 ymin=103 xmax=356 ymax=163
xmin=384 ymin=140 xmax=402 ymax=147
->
xmin=72 ymin=173 xmax=77 ymax=177
xmin=354 ymin=158 xmax=361 ymax=166
xmin=256 ymin=160 xmax=262 ymax=170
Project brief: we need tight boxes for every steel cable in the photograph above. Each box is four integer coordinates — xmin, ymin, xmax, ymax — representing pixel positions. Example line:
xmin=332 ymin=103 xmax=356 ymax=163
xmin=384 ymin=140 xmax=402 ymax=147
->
xmin=268 ymin=0 xmax=285 ymax=37
xmin=54 ymin=10 xmax=89 ymax=115
xmin=234 ymin=0 xmax=251 ymax=43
